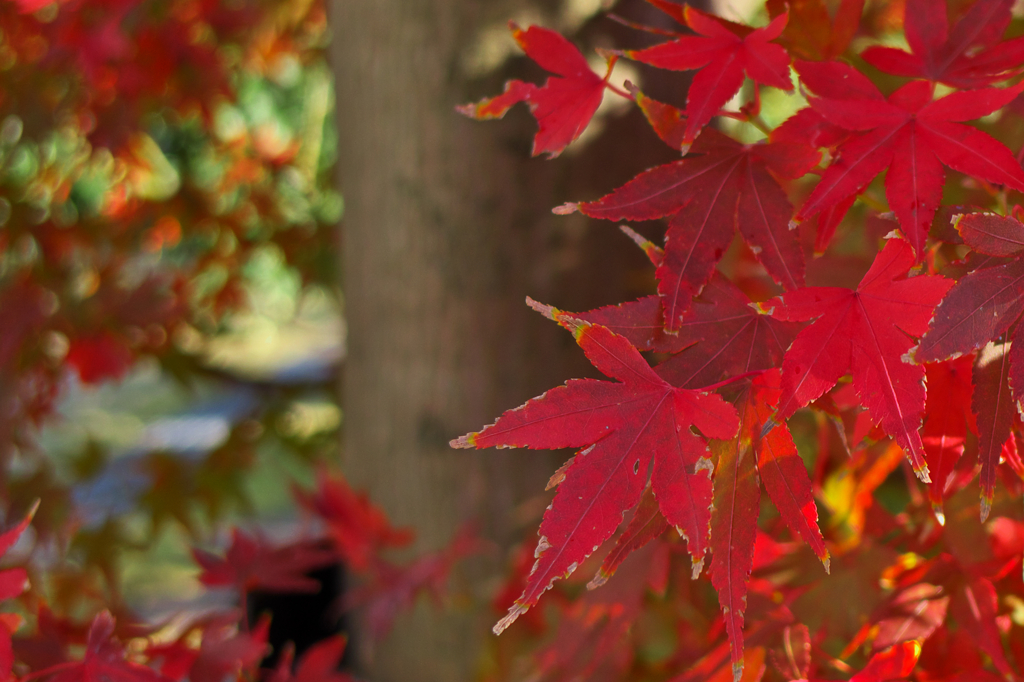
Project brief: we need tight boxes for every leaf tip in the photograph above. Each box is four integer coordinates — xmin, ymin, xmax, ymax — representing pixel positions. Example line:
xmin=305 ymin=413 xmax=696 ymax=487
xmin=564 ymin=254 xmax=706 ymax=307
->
xmin=980 ymin=494 xmax=993 ymax=523
xmin=619 ymin=225 xmax=665 ymax=266
xmin=913 ymin=461 xmax=931 ymax=484
xmin=595 ymin=46 xmax=623 ymax=68
xmin=552 ymin=202 xmax=579 ymax=215
xmin=619 ymin=223 xmax=644 ymax=244
xmin=525 ymin=296 xmax=563 ymax=321
xmin=690 ymin=553 xmax=705 ymax=580
xmin=811 ymin=544 xmax=827 ymax=569
xmin=493 ymin=603 xmax=527 ymax=635
xmin=932 ymin=502 xmax=945 ymax=526
xmin=587 ymin=571 xmax=609 ymax=590
xmin=732 ymin=660 xmax=744 ymax=682
xmin=449 ymin=433 xmax=477 ymax=449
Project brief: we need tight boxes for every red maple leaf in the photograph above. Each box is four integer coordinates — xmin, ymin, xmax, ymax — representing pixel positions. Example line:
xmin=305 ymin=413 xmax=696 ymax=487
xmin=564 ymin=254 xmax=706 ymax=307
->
xmin=750 ymin=371 xmax=828 ymax=568
xmin=266 ymin=637 xmax=353 ymax=682
xmin=765 ymin=0 xmax=863 ymax=61
xmin=761 ymin=238 xmax=953 ymax=481
xmin=65 ymin=332 xmax=133 ymax=385
xmin=293 ymin=469 xmax=413 ymax=571
xmin=914 ymin=212 xmax=1024 ymax=517
xmin=708 ymin=389 xmax=762 ymax=682
xmin=191 ymin=529 xmax=337 ymax=596
xmin=916 ymin=212 xmax=1024 ymax=399
xmin=922 ymin=357 xmax=976 ymax=521
xmin=0 ymin=501 xmax=34 ymax=602
xmin=589 ymin=372 xmax=829 ymax=600
xmin=569 ymin=237 xmax=801 ymax=388
xmin=627 ymin=7 xmax=792 ymax=150
xmin=771 ymin=60 xmax=878 ymax=251
xmin=971 ymin=341 xmax=1016 ymax=521
xmin=491 ymin=538 xmax=560 ymax=636
xmin=655 ymin=276 xmax=803 ymax=388
xmin=587 ymin=484 xmax=667 ymax=589
xmin=28 ymin=611 xmax=170 ymax=682
xmin=771 ymin=625 xmax=812 ymax=681
xmin=560 ymin=120 xmax=818 ymax=330
xmin=709 ymin=370 xmax=829 ymax=680
xmin=144 ymin=612 xmax=267 ymax=682
xmin=11 ymin=606 xmax=86 ymax=676
xmin=848 ymin=641 xmax=921 ymax=682
xmin=774 ymin=60 xmax=881 ymax=148
xmin=949 ymin=577 xmax=1015 ymax=678
xmin=861 ymin=0 xmax=1024 ymax=88
xmin=525 ymin=542 xmax=655 ymax=682
xmin=451 ymin=308 xmax=739 ymax=633
xmin=456 ymin=23 xmax=618 ymax=158
xmin=188 ymin=617 xmax=268 ymax=682
xmin=792 ymin=61 xmax=1024 ymax=255
xmin=0 ymin=503 xmax=36 ymax=682
xmin=346 ymin=525 xmax=480 ymax=642
xmin=855 ymin=582 xmax=948 ymax=653
xmin=630 ymin=86 xmax=689 ymax=151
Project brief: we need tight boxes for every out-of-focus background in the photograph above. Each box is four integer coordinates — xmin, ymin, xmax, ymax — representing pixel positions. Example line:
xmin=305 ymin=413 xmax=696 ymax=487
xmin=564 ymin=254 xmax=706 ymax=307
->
xmin=0 ymin=0 xmax=348 ymax=667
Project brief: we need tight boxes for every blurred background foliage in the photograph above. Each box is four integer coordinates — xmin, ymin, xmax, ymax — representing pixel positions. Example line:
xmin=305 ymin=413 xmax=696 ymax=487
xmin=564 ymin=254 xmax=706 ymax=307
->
xmin=0 ymin=0 xmax=344 ymax=625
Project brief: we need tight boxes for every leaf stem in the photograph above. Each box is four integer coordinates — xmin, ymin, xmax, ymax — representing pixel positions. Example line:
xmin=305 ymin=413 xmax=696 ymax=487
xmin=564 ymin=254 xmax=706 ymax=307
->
xmin=748 ymin=114 xmax=773 ymax=137
xmin=699 ymin=370 xmax=764 ymax=393
xmin=605 ymin=81 xmax=633 ymax=100
xmin=22 ymin=662 xmax=77 ymax=681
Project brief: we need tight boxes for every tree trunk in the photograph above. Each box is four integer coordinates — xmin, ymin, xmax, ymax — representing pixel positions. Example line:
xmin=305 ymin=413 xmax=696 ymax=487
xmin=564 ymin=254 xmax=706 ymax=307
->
xmin=331 ymin=2 xmax=686 ymax=679
xmin=333 ymin=3 xmax=561 ymax=679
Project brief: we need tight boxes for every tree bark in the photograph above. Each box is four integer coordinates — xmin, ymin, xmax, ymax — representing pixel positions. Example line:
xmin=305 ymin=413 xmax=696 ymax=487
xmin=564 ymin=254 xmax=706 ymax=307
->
xmin=333 ymin=3 xmax=564 ymax=679
xmin=331 ymin=2 xmax=684 ymax=679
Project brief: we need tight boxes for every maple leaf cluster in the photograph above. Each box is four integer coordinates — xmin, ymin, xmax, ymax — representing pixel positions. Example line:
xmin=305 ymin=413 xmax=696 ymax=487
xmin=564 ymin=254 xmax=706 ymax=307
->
xmin=0 ymin=470 xmax=470 ymax=682
xmin=458 ymin=0 xmax=1024 ymax=679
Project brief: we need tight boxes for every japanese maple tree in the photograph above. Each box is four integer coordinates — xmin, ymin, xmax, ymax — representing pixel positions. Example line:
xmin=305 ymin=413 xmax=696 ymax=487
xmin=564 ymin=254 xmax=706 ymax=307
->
xmin=13 ymin=0 xmax=1024 ymax=679
xmin=457 ymin=0 xmax=1024 ymax=679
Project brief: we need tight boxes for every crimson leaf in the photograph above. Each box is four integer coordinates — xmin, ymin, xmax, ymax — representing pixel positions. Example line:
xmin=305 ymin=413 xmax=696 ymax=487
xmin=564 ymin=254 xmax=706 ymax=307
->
xmin=793 ymin=62 xmax=1024 ymax=255
xmin=457 ymin=23 xmax=616 ymax=158
xmin=451 ymin=307 xmax=738 ymax=633
xmin=628 ymin=8 xmax=792 ymax=150
xmin=762 ymin=238 xmax=953 ymax=480
xmin=861 ymin=0 xmax=1024 ymax=88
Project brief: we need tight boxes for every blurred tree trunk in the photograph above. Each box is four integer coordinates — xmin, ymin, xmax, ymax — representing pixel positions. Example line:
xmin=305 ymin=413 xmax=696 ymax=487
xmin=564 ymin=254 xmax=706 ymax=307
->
xmin=332 ymin=3 xmax=561 ymax=679
xmin=331 ymin=1 xmax=686 ymax=679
